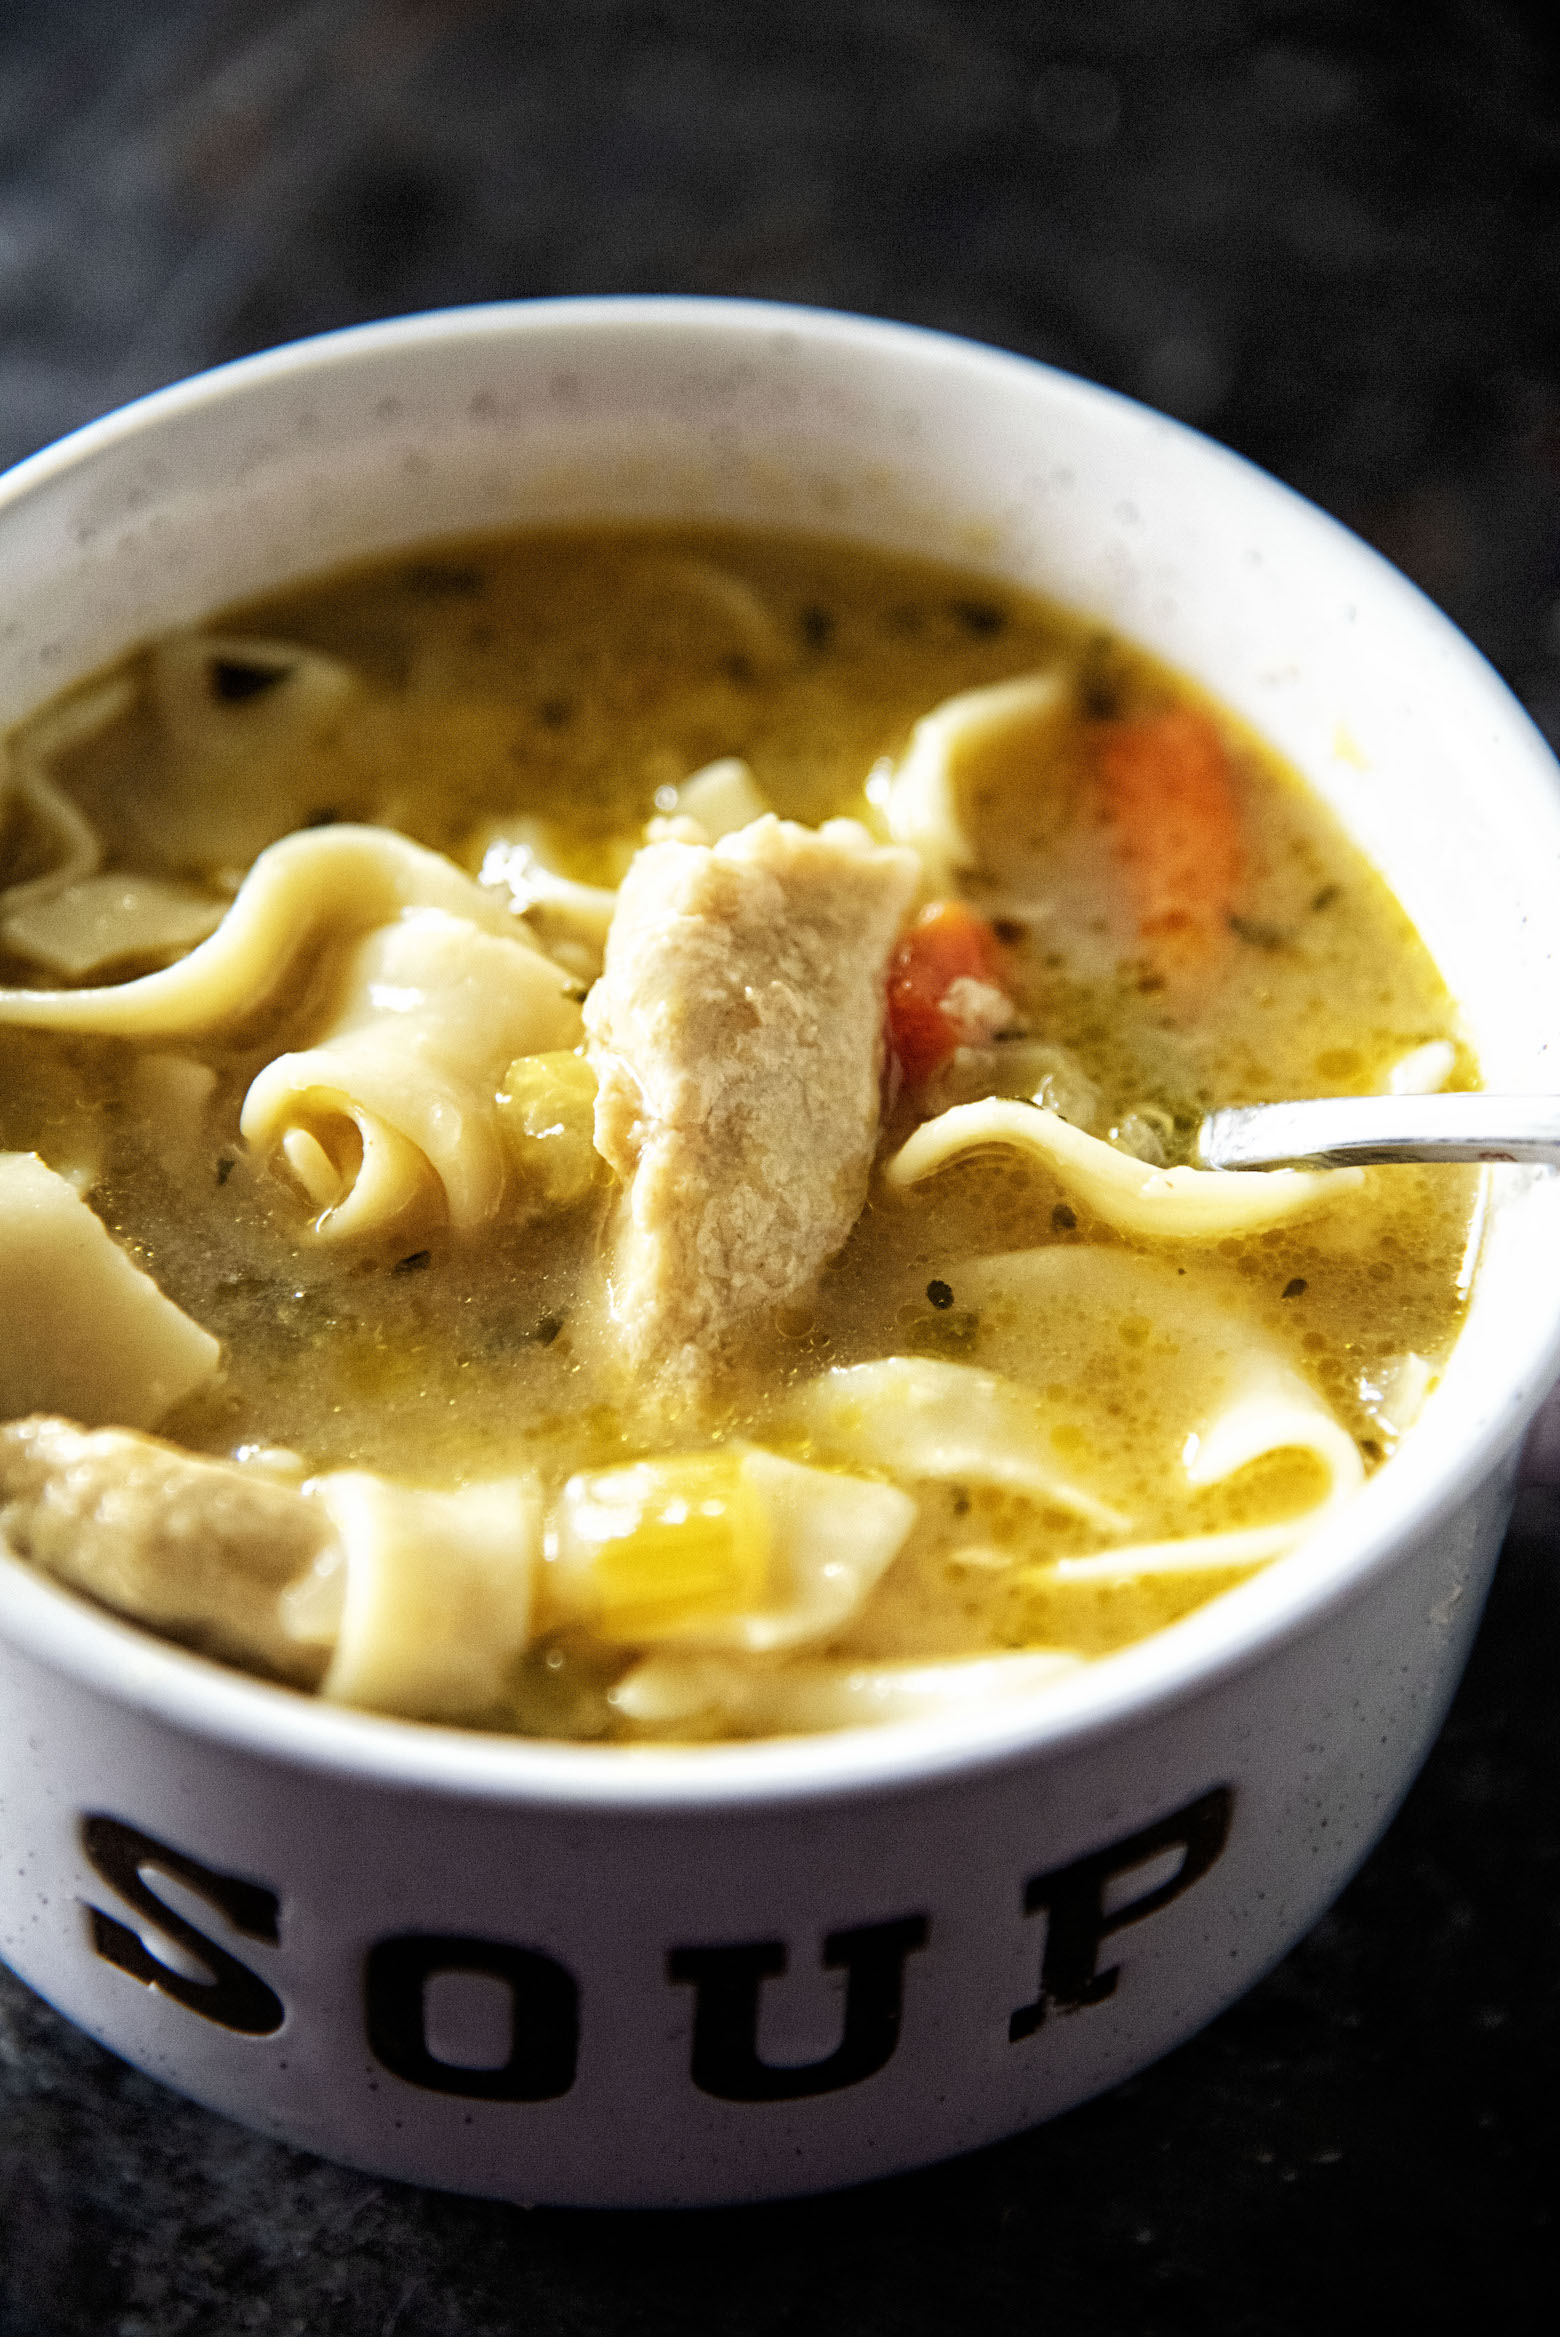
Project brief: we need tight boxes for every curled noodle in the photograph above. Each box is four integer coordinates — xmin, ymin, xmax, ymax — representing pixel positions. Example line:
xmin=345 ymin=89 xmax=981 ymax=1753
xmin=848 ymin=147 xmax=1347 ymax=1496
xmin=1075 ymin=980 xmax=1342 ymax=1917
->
xmin=886 ymin=1098 xmax=1359 ymax=1240
xmin=242 ymin=907 xmax=583 ymax=1236
xmin=0 ymin=825 xmax=537 ymax=1036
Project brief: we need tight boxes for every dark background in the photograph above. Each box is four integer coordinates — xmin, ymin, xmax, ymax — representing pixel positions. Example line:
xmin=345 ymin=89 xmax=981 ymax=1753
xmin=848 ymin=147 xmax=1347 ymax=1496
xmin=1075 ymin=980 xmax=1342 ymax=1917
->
xmin=2 ymin=3 xmax=1558 ymax=2330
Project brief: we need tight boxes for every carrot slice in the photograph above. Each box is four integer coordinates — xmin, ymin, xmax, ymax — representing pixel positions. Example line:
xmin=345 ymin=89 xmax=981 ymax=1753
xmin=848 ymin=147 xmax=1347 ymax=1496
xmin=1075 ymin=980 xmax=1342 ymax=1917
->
xmin=1098 ymin=707 xmax=1243 ymax=982
xmin=886 ymin=902 xmax=1010 ymax=1087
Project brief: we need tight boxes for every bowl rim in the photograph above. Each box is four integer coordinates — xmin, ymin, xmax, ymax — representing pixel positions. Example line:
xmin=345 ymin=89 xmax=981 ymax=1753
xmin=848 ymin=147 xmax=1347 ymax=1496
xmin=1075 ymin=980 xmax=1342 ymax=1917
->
xmin=2 ymin=291 xmax=1559 ymax=1813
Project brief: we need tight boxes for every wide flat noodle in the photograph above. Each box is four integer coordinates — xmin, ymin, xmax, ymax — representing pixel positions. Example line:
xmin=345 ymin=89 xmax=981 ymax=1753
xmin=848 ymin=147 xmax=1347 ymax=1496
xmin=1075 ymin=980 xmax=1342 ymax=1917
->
xmin=882 ymin=671 xmax=1069 ymax=892
xmin=241 ymin=906 xmax=584 ymax=1236
xmin=1358 ymin=1350 xmax=1436 ymax=1442
xmin=143 ymin=633 xmax=366 ymax=870
xmin=649 ymin=757 xmax=770 ymax=844
xmin=1387 ymin=1040 xmax=1456 ymax=1096
xmin=0 ymin=1152 xmax=220 ymax=1429
xmin=475 ymin=817 xmax=619 ymax=978
xmin=960 ymin=1245 xmax=1364 ymax=1582
xmin=783 ymin=1355 xmax=1127 ymax=1530
xmin=303 ymin=1472 xmax=541 ymax=1723
xmin=611 ymin=1647 xmax=1083 ymax=1736
xmin=0 ymin=825 xmax=531 ymax=1036
xmin=0 ymin=677 xmax=130 ymax=922
xmin=3 ymin=872 xmax=225 ymax=978
xmin=1039 ymin=1371 xmax=1364 ymax=1578
xmin=885 ymin=1098 xmax=1359 ymax=1239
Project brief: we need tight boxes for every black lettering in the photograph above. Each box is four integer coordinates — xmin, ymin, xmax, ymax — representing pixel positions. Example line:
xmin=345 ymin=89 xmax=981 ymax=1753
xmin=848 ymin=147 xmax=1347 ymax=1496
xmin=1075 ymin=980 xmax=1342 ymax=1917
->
xmin=1009 ymin=1785 xmax=1233 ymax=2041
xmin=669 ymin=1915 xmax=929 ymax=2101
xmin=365 ymin=1933 xmax=578 ymax=2101
xmin=79 ymin=1814 xmax=283 ymax=2037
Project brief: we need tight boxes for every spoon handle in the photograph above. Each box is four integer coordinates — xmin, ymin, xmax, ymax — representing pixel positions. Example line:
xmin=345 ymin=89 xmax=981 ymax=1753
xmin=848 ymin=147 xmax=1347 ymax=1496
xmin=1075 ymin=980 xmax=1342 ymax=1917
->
xmin=1197 ymin=1094 xmax=1560 ymax=1171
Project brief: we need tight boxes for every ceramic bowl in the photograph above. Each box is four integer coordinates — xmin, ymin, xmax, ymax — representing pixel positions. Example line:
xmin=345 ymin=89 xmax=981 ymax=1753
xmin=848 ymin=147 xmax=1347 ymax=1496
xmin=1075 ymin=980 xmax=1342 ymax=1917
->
xmin=3 ymin=299 xmax=1559 ymax=2207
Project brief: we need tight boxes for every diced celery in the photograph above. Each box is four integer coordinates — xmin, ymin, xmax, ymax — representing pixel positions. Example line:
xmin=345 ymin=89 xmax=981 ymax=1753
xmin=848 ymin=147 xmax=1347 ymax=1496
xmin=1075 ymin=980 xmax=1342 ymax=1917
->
xmin=552 ymin=1452 xmax=772 ymax=1641
xmin=496 ymin=1049 xmax=602 ymax=1206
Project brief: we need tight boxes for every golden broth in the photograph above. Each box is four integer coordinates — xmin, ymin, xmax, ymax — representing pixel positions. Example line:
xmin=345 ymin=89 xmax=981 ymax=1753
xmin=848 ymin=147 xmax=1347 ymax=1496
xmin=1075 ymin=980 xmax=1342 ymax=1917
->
xmin=0 ymin=524 xmax=1478 ymax=1736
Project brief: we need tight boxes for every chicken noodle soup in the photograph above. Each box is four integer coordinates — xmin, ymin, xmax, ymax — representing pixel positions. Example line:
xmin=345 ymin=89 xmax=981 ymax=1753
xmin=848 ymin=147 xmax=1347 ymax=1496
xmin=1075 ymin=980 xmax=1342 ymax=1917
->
xmin=0 ymin=526 xmax=1478 ymax=1738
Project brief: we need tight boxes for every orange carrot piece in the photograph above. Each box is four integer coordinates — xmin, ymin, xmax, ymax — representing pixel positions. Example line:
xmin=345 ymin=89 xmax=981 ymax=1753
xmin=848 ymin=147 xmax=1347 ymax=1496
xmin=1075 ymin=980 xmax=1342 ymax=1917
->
xmin=886 ymin=902 xmax=1009 ymax=1087
xmin=1098 ymin=707 xmax=1243 ymax=981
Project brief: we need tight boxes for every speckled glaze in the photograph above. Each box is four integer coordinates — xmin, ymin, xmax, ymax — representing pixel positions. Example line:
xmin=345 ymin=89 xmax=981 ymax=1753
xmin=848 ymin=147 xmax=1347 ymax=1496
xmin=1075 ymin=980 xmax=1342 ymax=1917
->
xmin=1 ymin=302 xmax=1558 ymax=2207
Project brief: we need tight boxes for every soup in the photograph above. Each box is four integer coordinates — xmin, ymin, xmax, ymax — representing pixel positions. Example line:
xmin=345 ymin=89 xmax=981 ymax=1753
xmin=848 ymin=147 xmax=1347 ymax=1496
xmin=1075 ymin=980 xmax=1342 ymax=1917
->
xmin=0 ymin=525 xmax=1478 ymax=1739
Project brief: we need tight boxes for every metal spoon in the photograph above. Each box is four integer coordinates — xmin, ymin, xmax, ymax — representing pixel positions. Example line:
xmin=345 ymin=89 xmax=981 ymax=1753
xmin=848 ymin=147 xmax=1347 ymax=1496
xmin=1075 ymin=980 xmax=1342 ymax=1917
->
xmin=1196 ymin=1093 xmax=1560 ymax=1172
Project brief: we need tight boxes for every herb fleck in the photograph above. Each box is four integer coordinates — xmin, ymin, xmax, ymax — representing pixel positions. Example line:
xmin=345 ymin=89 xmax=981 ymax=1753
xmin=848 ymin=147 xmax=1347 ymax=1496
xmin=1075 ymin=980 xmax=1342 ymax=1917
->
xmin=393 ymin=1250 xmax=433 ymax=1275
xmin=210 ymin=659 xmax=286 ymax=704
xmin=1051 ymin=1203 xmax=1078 ymax=1232
xmin=1229 ymin=914 xmax=1290 ymax=952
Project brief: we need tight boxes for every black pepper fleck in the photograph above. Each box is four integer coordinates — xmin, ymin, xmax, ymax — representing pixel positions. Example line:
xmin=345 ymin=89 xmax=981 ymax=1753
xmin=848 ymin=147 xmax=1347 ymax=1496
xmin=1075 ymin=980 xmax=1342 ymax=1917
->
xmin=951 ymin=599 xmax=1006 ymax=637
xmin=210 ymin=658 xmax=287 ymax=704
xmin=926 ymin=1279 xmax=955 ymax=1309
xmin=1283 ymin=1277 xmax=1308 ymax=1298
xmin=394 ymin=1250 xmax=433 ymax=1274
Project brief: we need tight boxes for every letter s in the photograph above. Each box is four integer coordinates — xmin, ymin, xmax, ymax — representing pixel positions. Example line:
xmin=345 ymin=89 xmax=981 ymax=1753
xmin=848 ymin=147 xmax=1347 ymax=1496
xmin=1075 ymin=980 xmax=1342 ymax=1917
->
xmin=79 ymin=1814 xmax=284 ymax=2038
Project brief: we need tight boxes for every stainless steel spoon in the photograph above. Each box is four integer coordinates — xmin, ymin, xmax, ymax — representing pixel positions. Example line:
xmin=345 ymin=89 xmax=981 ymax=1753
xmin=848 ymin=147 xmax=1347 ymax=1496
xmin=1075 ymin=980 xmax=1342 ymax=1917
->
xmin=1196 ymin=1093 xmax=1560 ymax=1172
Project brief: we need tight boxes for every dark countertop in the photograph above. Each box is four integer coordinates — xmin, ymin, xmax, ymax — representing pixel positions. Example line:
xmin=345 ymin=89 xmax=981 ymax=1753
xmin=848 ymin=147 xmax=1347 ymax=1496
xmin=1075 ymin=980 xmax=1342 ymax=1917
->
xmin=3 ymin=5 xmax=1559 ymax=2329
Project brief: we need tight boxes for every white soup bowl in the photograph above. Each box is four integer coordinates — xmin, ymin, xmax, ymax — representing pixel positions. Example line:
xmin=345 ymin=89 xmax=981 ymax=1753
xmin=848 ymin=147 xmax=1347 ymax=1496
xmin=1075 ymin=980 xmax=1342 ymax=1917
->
xmin=1 ymin=299 xmax=1558 ymax=2207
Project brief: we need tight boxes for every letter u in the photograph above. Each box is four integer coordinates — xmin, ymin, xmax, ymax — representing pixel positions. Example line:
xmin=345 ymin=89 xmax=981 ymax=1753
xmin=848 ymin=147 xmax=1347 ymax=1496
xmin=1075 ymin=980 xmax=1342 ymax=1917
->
xmin=668 ymin=1915 xmax=929 ymax=2102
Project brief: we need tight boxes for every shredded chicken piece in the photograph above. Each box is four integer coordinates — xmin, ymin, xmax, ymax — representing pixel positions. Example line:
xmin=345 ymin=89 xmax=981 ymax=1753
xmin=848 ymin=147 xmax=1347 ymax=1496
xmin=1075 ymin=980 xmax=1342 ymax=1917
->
xmin=0 ymin=1416 xmax=331 ymax=1683
xmin=586 ymin=816 xmax=919 ymax=1405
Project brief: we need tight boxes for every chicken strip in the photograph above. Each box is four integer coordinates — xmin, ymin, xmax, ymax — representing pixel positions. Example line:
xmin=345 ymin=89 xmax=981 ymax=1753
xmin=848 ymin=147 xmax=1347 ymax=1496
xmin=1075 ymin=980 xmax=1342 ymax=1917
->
xmin=586 ymin=816 xmax=919 ymax=1406
xmin=0 ymin=1416 xmax=329 ymax=1684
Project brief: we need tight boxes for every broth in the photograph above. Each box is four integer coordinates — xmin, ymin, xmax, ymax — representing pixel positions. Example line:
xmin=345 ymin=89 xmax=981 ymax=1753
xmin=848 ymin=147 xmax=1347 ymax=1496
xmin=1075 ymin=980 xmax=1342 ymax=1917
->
xmin=0 ymin=524 xmax=1477 ymax=1738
